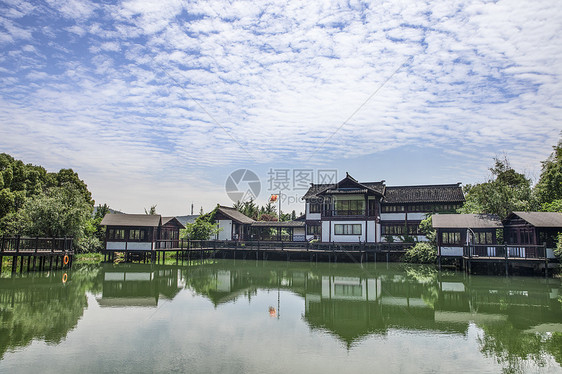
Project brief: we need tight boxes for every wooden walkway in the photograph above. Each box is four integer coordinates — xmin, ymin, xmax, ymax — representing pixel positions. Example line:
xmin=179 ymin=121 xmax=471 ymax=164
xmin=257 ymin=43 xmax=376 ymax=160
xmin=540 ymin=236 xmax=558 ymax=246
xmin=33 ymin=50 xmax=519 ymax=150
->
xmin=102 ymin=240 xmax=411 ymax=264
xmin=460 ymin=244 xmax=552 ymax=276
xmin=0 ymin=236 xmax=74 ymax=274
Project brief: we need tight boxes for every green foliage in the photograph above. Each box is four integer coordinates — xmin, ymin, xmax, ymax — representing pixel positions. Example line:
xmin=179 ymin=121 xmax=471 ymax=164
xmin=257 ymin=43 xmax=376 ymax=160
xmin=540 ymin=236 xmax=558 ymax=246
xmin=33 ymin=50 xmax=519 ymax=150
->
xmin=555 ymin=233 xmax=562 ymax=261
xmin=144 ymin=204 xmax=157 ymax=215
xmin=534 ymin=139 xmax=562 ymax=205
xmin=540 ymin=199 xmax=562 ymax=212
xmin=182 ymin=216 xmax=221 ymax=240
xmin=418 ymin=216 xmax=436 ymax=246
xmin=459 ymin=157 xmax=536 ymax=219
xmin=232 ymin=200 xmax=297 ymax=221
xmin=15 ymin=185 xmax=93 ymax=241
xmin=403 ymin=242 xmax=437 ymax=264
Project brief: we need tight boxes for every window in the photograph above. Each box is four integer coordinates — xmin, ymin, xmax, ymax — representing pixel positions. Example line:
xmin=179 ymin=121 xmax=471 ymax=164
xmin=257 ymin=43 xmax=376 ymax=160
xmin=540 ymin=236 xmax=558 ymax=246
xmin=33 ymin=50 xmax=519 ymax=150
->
xmin=381 ymin=205 xmax=404 ymax=213
xmin=128 ymin=229 xmax=145 ymax=240
xmin=381 ymin=225 xmax=405 ymax=235
xmin=307 ymin=225 xmax=321 ymax=235
xmin=334 ymin=284 xmax=363 ymax=297
xmin=442 ymin=232 xmax=461 ymax=245
xmin=368 ymin=200 xmax=377 ymax=215
xmin=335 ymin=200 xmax=365 ymax=215
xmin=474 ymin=232 xmax=492 ymax=244
xmin=309 ymin=202 xmax=322 ymax=213
xmin=108 ymin=228 xmax=125 ymax=240
xmin=334 ymin=224 xmax=362 ymax=235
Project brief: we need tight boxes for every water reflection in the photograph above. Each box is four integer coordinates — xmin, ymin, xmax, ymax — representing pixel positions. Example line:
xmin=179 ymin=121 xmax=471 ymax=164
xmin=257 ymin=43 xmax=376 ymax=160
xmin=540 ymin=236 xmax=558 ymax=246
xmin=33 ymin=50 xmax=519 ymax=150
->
xmin=0 ymin=261 xmax=560 ymax=373
xmin=97 ymin=264 xmax=182 ymax=308
xmin=0 ymin=265 xmax=102 ymax=359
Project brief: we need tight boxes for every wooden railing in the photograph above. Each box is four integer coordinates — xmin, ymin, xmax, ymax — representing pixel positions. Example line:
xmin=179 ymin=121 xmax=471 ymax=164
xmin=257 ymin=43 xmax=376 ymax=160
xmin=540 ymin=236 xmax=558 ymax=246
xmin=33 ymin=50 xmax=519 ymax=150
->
xmin=1 ymin=236 xmax=73 ymax=253
xmin=463 ymin=244 xmax=547 ymax=259
xmin=182 ymin=240 xmax=411 ymax=252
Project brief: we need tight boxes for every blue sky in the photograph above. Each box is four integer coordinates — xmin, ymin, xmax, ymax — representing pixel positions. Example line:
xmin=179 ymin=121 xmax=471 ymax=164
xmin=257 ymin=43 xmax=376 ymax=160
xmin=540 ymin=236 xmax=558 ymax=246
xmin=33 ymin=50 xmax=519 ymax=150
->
xmin=0 ymin=0 xmax=561 ymax=215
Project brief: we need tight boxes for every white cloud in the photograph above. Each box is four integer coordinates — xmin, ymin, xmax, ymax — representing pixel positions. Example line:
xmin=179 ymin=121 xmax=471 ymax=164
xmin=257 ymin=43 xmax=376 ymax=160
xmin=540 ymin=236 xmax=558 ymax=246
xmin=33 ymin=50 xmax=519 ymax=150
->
xmin=0 ymin=0 xmax=561 ymax=213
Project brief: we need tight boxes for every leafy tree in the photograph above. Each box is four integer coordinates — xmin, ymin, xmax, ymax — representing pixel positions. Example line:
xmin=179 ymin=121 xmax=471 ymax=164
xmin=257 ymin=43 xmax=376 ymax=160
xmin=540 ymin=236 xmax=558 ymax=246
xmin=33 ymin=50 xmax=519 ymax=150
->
xmin=555 ymin=233 xmax=562 ymax=261
xmin=534 ymin=139 xmax=562 ymax=205
xmin=12 ymin=185 xmax=93 ymax=244
xmin=144 ymin=205 xmax=157 ymax=215
xmin=459 ymin=157 xmax=536 ymax=219
xmin=182 ymin=216 xmax=220 ymax=240
xmin=403 ymin=242 xmax=437 ymax=264
xmin=54 ymin=169 xmax=93 ymax=206
xmin=418 ymin=216 xmax=436 ymax=246
xmin=541 ymin=199 xmax=562 ymax=213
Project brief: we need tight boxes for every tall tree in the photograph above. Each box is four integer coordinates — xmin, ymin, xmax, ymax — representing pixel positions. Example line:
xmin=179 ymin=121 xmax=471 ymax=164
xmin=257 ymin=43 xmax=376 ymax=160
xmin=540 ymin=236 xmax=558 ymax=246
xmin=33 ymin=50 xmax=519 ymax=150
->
xmin=460 ymin=157 xmax=536 ymax=219
xmin=534 ymin=139 xmax=562 ymax=210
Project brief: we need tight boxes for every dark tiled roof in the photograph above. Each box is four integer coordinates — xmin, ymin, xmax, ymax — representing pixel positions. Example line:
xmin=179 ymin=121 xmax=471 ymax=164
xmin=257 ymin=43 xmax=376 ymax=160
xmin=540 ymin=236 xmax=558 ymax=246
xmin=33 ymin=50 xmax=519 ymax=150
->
xmin=101 ymin=214 xmax=161 ymax=227
xmin=383 ymin=184 xmax=465 ymax=204
xmin=303 ymin=182 xmax=385 ymax=199
xmin=432 ymin=214 xmax=502 ymax=229
xmin=302 ymin=184 xmax=332 ymax=199
xmin=216 ymin=206 xmax=255 ymax=224
xmin=506 ymin=212 xmax=562 ymax=227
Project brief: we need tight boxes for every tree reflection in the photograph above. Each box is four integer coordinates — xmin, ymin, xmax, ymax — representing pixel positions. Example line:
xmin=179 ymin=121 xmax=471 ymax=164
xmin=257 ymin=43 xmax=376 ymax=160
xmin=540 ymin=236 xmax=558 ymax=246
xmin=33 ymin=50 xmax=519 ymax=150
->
xmin=0 ymin=265 xmax=102 ymax=359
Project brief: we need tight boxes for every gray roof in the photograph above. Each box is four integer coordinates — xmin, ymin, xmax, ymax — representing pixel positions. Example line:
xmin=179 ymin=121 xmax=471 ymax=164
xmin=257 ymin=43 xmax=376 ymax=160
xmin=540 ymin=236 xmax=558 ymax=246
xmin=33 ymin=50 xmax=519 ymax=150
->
xmin=101 ymin=214 xmax=162 ymax=227
xmin=175 ymin=215 xmax=200 ymax=226
xmin=162 ymin=217 xmax=186 ymax=229
xmin=432 ymin=214 xmax=502 ymax=229
xmin=383 ymin=184 xmax=465 ymax=204
xmin=507 ymin=212 xmax=562 ymax=228
xmin=251 ymin=221 xmax=305 ymax=228
xmin=216 ymin=206 xmax=255 ymax=224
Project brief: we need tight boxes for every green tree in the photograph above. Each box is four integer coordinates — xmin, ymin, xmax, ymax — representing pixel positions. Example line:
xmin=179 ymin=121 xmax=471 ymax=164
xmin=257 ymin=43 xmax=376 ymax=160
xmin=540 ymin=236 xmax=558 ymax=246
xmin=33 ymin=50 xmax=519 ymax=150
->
xmin=182 ymin=216 xmax=220 ymax=240
xmin=144 ymin=205 xmax=157 ymax=215
xmin=14 ymin=185 xmax=93 ymax=245
xmin=418 ymin=216 xmax=436 ymax=246
xmin=534 ymin=139 xmax=562 ymax=205
xmin=403 ymin=242 xmax=437 ymax=264
xmin=460 ymin=157 xmax=536 ymax=219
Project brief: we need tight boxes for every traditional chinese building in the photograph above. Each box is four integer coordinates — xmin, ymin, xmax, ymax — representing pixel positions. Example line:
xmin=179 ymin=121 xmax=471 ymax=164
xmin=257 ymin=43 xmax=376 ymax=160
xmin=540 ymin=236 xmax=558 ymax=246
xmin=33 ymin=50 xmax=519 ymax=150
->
xmin=101 ymin=214 xmax=185 ymax=251
xmin=302 ymin=173 xmax=465 ymax=243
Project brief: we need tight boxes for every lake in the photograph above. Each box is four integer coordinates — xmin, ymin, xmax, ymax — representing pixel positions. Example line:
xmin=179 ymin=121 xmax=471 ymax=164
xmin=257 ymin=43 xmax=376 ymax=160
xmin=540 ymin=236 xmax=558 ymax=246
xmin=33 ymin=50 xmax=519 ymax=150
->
xmin=0 ymin=260 xmax=560 ymax=373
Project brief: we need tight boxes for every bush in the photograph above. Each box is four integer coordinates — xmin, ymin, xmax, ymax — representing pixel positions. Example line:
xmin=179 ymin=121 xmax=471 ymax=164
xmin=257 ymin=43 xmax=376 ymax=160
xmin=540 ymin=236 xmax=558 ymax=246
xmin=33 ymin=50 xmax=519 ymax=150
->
xmin=76 ymin=236 xmax=103 ymax=253
xmin=403 ymin=242 xmax=437 ymax=264
xmin=555 ymin=233 xmax=562 ymax=261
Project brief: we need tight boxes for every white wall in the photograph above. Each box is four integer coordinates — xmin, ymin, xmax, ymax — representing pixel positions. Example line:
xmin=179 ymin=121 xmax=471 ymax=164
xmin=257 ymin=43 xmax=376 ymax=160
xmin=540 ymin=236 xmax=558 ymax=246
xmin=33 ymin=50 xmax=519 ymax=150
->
xmin=217 ymin=220 xmax=232 ymax=240
xmin=105 ymin=242 xmax=152 ymax=251
xmin=406 ymin=213 xmax=427 ymax=220
xmin=330 ymin=220 xmax=365 ymax=243
xmin=106 ymin=241 xmax=126 ymax=250
xmin=126 ymin=242 xmax=152 ymax=251
xmin=321 ymin=221 xmax=330 ymax=242
xmin=367 ymin=221 xmax=376 ymax=243
xmin=305 ymin=202 xmax=321 ymax=221
xmin=380 ymin=213 xmax=406 ymax=221
xmin=440 ymin=246 xmax=463 ymax=256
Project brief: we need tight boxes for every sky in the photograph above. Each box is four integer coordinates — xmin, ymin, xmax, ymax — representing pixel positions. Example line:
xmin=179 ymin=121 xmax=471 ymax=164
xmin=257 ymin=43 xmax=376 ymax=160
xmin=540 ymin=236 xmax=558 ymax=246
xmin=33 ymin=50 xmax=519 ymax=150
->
xmin=0 ymin=0 xmax=561 ymax=216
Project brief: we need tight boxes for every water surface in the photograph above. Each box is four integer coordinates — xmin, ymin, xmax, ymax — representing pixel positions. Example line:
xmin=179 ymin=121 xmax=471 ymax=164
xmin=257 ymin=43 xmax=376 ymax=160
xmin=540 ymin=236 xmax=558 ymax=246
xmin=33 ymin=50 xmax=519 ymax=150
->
xmin=0 ymin=260 xmax=560 ymax=373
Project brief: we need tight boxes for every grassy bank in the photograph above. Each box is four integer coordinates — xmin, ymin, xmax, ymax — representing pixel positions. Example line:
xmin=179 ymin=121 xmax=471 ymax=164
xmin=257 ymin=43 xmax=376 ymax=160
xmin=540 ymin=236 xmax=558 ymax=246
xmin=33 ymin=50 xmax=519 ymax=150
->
xmin=74 ymin=252 xmax=104 ymax=264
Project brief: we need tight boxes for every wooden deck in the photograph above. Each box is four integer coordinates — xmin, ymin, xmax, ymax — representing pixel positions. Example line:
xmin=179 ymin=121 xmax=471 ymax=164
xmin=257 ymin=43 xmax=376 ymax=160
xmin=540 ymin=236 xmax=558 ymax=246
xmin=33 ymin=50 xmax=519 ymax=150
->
xmin=460 ymin=244 xmax=553 ymax=276
xmin=0 ymin=236 xmax=74 ymax=273
xmin=102 ymin=240 xmax=411 ymax=264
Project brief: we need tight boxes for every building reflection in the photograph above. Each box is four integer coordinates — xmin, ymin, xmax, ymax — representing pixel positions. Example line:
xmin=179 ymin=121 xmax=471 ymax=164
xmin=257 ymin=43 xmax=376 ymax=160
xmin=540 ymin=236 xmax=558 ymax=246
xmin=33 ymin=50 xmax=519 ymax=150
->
xmin=179 ymin=262 xmax=561 ymax=352
xmin=96 ymin=264 xmax=182 ymax=308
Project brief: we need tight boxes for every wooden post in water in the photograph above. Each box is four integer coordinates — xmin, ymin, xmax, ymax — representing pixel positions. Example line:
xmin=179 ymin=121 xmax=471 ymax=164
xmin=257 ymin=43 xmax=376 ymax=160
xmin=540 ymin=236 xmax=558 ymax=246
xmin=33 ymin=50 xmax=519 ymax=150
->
xmin=544 ymin=242 xmax=548 ymax=278
xmin=504 ymin=244 xmax=509 ymax=276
